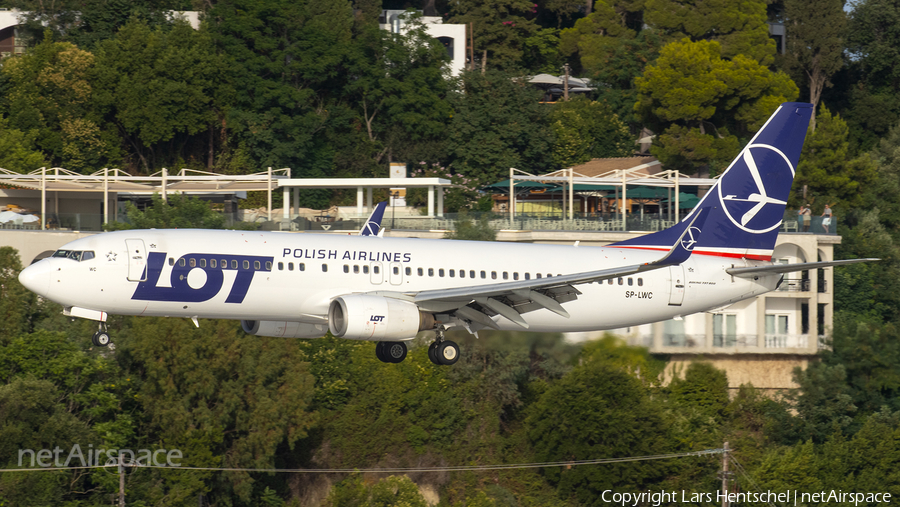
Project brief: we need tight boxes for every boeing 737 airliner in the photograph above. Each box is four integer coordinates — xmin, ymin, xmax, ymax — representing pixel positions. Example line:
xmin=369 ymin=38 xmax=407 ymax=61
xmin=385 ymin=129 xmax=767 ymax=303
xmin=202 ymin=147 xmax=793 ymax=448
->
xmin=17 ymin=103 xmax=875 ymax=365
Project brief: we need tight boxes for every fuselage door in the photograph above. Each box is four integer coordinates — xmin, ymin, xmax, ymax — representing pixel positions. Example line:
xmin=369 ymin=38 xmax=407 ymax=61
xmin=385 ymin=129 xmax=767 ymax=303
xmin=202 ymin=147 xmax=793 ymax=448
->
xmin=125 ymin=239 xmax=147 ymax=282
xmin=389 ymin=262 xmax=403 ymax=286
xmin=668 ymin=265 xmax=685 ymax=306
xmin=370 ymin=261 xmax=384 ymax=285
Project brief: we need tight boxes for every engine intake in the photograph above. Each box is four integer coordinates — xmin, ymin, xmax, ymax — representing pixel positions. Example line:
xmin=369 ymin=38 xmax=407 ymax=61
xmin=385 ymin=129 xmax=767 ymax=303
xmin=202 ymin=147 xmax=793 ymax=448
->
xmin=328 ymin=295 xmax=435 ymax=341
xmin=241 ymin=320 xmax=328 ymax=338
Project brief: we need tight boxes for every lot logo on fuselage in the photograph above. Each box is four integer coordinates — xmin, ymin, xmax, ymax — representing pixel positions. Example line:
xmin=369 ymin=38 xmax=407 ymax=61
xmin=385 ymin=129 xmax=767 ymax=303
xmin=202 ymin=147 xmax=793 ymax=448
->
xmin=718 ymin=144 xmax=793 ymax=234
xmin=132 ymin=252 xmax=273 ymax=303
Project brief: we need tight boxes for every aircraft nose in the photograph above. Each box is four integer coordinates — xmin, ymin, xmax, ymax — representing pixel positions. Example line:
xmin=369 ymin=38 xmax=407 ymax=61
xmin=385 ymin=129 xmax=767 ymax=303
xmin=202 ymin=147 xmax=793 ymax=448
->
xmin=18 ymin=260 xmax=52 ymax=297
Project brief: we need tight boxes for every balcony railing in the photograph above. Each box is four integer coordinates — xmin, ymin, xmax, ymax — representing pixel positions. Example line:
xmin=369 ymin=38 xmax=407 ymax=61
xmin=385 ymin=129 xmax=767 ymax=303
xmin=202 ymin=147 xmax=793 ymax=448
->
xmin=776 ymin=278 xmax=827 ymax=293
xmin=765 ymin=334 xmax=808 ymax=348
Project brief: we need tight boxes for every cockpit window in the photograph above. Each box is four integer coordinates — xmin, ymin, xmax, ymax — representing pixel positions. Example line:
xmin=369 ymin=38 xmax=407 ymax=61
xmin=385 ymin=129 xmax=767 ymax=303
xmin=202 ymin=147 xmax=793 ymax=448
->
xmin=51 ymin=249 xmax=95 ymax=262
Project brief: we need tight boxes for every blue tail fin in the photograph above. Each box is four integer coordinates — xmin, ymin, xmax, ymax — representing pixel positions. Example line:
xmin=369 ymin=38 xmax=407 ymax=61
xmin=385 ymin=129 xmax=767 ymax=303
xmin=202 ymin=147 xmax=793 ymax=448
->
xmin=612 ymin=102 xmax=813 ymax=260
xmin=358 ymin=202 xmax=387 ymax=236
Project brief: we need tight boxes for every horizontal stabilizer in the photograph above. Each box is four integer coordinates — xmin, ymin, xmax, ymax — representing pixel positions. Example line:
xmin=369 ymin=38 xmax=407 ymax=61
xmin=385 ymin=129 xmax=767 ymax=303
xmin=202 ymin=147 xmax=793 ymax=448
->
xmin=726 ymin=258 xmax=880 ymax=277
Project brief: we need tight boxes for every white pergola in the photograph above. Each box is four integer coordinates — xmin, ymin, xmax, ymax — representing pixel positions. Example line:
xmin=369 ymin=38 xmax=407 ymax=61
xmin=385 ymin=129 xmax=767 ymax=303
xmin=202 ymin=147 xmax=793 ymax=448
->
xmin=509 ymin=161 xmax=718 ymax=229
xmin=276 ymin=177 xmax=455 ymax=218
xmin=0 ymin=167 xmax=456 ymax=229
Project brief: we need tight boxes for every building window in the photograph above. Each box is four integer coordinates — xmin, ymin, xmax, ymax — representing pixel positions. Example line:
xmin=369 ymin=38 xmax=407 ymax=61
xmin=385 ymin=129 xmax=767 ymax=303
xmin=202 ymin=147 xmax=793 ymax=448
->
xmin=713 ymin=314 xmax=738 ymax=347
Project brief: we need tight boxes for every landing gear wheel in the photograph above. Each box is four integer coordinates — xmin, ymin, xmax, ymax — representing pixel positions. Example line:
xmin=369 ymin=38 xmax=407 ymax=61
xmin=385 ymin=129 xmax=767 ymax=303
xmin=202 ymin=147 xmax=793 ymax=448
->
xmin=428 ymin=341 xmax=441 ymax=365
xmin=375 ymin=342 xmax=387 ymax=362
xmin=385 ymin=342 xmax=407 ymax=363
xmin=436 ymin=340 xmax=459 ymax=365
xmin=92 ymin=331 xmax=110 ymax=347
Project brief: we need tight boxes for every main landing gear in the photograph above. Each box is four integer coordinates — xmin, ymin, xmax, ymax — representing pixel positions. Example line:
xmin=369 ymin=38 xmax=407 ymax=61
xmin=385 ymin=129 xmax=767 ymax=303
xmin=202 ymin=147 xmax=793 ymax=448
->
xmin=428 ymin=327 xmax=459 ymax=366
xmin=373 ymin=328 xmax=460 ymax=366
xmin=375 ymin=341 xmax=408 ymax=363
xmin=91 ymin=322 xmax=111 ymax=347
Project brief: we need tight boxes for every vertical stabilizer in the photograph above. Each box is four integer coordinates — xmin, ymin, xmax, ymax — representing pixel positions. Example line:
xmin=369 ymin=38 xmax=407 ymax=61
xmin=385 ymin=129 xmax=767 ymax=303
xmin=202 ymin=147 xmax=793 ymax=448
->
xmin=612 ymin=102 xmax=813 ymax=260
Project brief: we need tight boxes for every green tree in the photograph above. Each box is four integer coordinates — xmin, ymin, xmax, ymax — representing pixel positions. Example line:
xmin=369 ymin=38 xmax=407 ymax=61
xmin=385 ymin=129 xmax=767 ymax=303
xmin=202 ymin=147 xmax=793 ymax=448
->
xmin=208 ymin=0 xmax=354 ymax=179
xmin=635 ymin=38 xmax=797 ymax=174
xmin=526 ymin=354 xmax=672 ymax=502
xmin=783 ymin=0 xmax=846 ymax=130
xmin=447 ymin=70 xmax=553 ymax=187
xmin=548 ymin=97 xmax=632 ymax=167
xmin=107 ymin=193 xmax=228 ymax=230
xmin=93 ymin=19 xmax=228 ymax=172
xmin=0 ymin=247 xmax=40 ymax=340
xmin=445 ymin=211 xmax=498 ymax=241
xmin=1 ymin=36 xmax=120 ymax=172
xmin=449 ymin=0 xmax=539 ymax=71
xmin=325 ymin=474 xmax=429 ymax=507
xmin=668 ymin=362 xmax=730 ymax=424
xmin=790 ymin=104 xmax=877 ymax=208
xmin=0 ymin=118 xmax=48 ymax=172
xmin=644 ymin=0 xmax=775 ymax=65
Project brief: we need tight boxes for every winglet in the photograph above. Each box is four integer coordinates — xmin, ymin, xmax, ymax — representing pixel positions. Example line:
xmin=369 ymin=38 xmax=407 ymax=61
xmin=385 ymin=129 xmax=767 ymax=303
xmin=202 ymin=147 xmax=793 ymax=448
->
xmin=645 ymin=207 xmax=709 ymax=268
xmin=358 ymin=202 xmax=388 ymax=236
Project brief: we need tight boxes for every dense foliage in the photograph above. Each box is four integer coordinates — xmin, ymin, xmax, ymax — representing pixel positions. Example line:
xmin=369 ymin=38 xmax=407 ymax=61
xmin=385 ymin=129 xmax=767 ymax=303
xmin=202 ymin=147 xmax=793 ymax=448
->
xmin=3 ymin=0 xmax=900 ymax=504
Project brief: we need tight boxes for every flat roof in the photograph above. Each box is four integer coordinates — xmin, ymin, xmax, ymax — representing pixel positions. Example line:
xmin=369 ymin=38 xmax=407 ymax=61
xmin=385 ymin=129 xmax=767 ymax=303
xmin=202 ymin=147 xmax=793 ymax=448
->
xmin=277 ymin=177 xmax=455 ymax=188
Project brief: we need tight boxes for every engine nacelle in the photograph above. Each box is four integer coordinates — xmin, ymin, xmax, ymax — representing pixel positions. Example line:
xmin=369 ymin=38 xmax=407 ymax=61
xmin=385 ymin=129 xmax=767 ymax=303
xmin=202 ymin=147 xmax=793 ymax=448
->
xmin=241 ymin=320 xmax=328 ymax=338
xmin=328 ymin=295 xmax=434 ymax=341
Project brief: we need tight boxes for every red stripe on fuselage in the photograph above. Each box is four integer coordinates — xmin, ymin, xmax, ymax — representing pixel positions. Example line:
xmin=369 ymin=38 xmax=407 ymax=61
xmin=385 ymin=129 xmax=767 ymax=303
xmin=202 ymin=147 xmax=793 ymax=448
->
xmin=612 ymin=245 xmax=772 ymax=261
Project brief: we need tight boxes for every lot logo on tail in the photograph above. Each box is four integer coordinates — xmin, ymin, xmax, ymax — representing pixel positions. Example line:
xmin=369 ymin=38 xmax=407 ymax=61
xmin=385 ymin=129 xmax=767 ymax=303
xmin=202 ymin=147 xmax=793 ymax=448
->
xmin=718 ymin=144 xmax=794 ymax=234
xmin=680 ymin=226 xmax=701 ymax=251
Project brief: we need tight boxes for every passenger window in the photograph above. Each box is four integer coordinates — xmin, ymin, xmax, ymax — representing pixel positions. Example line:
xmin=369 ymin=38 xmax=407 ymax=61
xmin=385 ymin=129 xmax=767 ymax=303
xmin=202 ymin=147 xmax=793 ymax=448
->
xmin=363 ymin=265 xmax=369 ymax=274
xmin=525 ymin=273 xmax=530 ymax=280
xmin=502 ymin=272 xmax=508 ymax=280
xmin=374 ymin=265 xmax=380 ymax=274
xmin=618 ymin=278 xmax=623 ymax=285
xmin=253 ymin=261 xmax=260 ymax=270
xmin=439 ymin=269 xmax=444 ymax=277
xmin=322 ymin=264 xmax=328 ymax=272
xmin=354 ymin=265 xmax=360 ymax=274
xmin=265 ymin=261 xmax=272 ymax=270
xmin=179 ymin=258 xmax=186 ymax=267
xmin=231 ymin=260 xmax=238 ymax=269
xmin=211 ymin=259 xmax=217 ymax=268
xmin=343 ymin=265 xmax=349 ymax=273
xmin=168 ymin=257 xmax=174 ymax=266
xmin=418 ymin=268 xmax=423 ymax=276
xmin=628 ymin=278 xmax=633 ymax=286
xmin=288 ymin=262 xmax=294 ymax=271
xmin=608 ymin=279 xmax=613 ymax=285
xmin=470 ymin=270 xmax=475 ymax=278
xmin=393 ymin=266 xmax=399 ymax=275
xmin=190 ymin=258 xmax=196 ymax=268
xmin=200 ymin=258 xmax=207 ymax=268
xmin=81 ymin=251 xmax=95 ymax=261
xmin=428 ymin=268 xmax=434 ymax=277
xmin=480 ymin=270 xmax=486 ymax=279
xmin=491 ymin=271 xmax=497 ymax=280
xmin=299 ymin=263 xmax=305 ymax=271
xmin=278 ymin=262 xmax=284 ymax=270
xmin=449 ymin=269 xmax=455 ymax=277
xmin=638 ymin=278 xmax=643 ymax=286
xmin=536 ymin=273 xmax=541 ymax=279
xmin=459 ymin=270 xmax=465 ymax=278
xmin=513 ymin=273 xmax=519 ymax=280
xmin=221 ymin=259 xmax=227 ymax=268
xmin=243 ymin=260 xmax=250 ymax=270
xmin=405 ymin=267 xmax=411 ymax=276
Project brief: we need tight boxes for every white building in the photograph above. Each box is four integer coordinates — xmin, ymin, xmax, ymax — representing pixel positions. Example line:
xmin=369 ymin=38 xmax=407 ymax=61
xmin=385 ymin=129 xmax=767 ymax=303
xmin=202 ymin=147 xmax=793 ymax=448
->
xmin=378 ymin=10 xmax=467 ymax=77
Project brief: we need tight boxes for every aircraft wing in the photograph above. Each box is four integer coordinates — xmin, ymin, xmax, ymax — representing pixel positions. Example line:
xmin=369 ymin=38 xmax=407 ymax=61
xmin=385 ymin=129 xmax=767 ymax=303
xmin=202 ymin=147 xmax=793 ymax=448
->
xmin=358 ymin=202 xmax=387 ymax=236
xmin=394 ymin=208 xmax=709 ymax=329
xmin=726 ymin=258 xmax=879 ymax=277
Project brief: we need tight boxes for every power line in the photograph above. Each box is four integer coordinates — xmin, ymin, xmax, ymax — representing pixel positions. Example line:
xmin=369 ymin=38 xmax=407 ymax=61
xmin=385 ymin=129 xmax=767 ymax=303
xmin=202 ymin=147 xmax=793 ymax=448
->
xmin=0 ymin=448 xmax=724 ymax=474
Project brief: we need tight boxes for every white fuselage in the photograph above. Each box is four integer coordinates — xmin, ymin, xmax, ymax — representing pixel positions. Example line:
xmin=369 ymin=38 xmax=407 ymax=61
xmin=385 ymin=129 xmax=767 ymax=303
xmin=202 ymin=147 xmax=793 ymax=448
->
xmin=26 ymin=229 xmax=779 ymax=335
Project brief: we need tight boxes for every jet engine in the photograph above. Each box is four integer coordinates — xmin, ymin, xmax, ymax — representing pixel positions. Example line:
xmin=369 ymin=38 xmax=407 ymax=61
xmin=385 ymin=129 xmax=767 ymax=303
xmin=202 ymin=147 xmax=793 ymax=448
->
xmin=241 ymin=320 xmax=328 ymax=338
xmin=328 ymin=295 xmax=435 ymax=341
